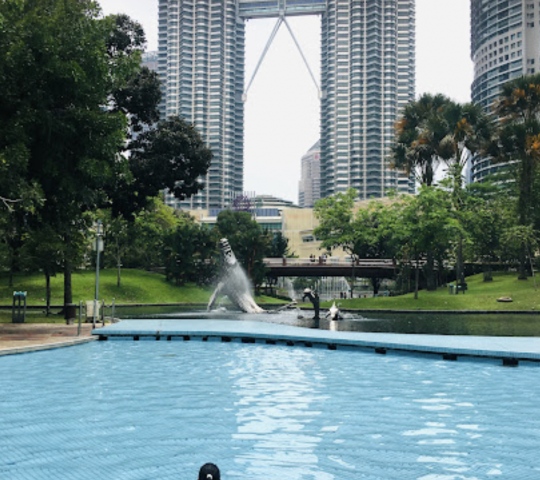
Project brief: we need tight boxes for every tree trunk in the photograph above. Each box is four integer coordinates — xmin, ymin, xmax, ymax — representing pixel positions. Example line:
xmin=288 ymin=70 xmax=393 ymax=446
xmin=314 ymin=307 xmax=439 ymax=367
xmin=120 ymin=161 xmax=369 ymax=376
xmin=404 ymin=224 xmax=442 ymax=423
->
xmin=64 ymin=259 xmax=73 ymax=307
xmin=116 ymin=238 xmax=122 ymax=287
xmin=8 ymin=245 xmax=16 ymax=288
xmin=414 ymin=257 xmax=420 ymax=300
xmin=518 ymin=243 xmax=528 ymax=280
xmin=371 ymin=277 xmax=380 ymax=295
xmin=425 ymin=250 xmax=437 ymax=291
xmin=456 ymin=236 xmax=465 ymax=285
xmin=482 ymin=262 xmax=493 ymax=282
xmin=45 ymin=269 xmax=51 ymax=316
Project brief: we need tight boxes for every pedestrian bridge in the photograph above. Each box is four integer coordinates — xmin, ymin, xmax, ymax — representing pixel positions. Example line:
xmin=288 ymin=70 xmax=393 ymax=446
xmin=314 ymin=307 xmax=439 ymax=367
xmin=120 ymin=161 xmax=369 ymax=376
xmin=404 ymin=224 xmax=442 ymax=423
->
xmin=263 ymin=257 xmax=397 ymax=278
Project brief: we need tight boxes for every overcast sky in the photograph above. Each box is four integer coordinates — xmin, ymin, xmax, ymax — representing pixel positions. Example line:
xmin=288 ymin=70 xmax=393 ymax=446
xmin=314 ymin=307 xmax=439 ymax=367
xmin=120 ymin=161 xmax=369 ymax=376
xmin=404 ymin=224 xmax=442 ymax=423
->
xmin=99 ymin=0 xmax=472 ymax=203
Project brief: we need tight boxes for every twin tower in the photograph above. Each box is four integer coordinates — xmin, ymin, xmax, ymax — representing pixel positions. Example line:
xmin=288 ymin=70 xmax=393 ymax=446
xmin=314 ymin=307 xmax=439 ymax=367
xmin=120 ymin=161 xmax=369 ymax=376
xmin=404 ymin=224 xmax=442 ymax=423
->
xmin=158 ymin=0 xmax=415 ymax=209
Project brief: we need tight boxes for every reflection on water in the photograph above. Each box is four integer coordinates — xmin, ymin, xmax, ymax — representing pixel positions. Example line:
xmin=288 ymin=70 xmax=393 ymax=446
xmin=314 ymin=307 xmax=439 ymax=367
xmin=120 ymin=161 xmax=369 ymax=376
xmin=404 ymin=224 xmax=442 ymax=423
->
xmin=326 ymin=312 xmax=540 ymax=337
xmin=111 ymin=305 xmax=540 ymax=337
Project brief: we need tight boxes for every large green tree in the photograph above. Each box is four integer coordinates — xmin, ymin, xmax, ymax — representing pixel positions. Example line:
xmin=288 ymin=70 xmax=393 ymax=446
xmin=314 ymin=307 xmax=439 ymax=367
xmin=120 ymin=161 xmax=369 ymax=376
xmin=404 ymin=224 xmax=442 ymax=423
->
xmin=314 ymin=189 xmax=398 ymax=295
xmin=393 ymin=94 xmax=493 ymax=287
xmin=163 ymin=214 xmax=218 ymax=286
xmin=392 ymin=187 xmax=459 ymax=299
xmin=0 ymin=2 xmax=213 ymax=310
xmin=0 ymin=0 xmax=127 ymax=307
xmin=487 ymin=74 xmax=540 ymax=279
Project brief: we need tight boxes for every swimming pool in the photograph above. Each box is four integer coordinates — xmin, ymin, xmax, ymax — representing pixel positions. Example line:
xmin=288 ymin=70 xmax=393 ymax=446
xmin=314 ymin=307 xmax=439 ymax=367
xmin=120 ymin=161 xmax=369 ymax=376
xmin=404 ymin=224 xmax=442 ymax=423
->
xmin=1 ymin=341 xmax=539 ymax=479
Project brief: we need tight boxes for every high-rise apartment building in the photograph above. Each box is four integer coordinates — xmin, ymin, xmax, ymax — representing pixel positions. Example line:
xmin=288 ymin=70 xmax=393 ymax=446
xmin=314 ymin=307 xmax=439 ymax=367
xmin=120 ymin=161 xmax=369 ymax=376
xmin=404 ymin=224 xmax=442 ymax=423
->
xmin=320 ymin=0 xmax=415 ymax=199
xmin=470 ymin=0 xmax=538 ymax=182
xmin=298 ymin=140 xmax=321 ymax=208
xmin=158 ymin=0 xmax=415 ymax=209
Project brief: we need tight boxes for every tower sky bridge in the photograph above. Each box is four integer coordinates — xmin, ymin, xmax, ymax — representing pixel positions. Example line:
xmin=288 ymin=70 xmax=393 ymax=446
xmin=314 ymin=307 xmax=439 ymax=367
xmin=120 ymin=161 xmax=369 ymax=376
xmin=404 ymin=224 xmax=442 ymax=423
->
xmin=159 ymin=0 xmax=415 ymax=210
xmin=239 ymin=0 xmax=327 ymax=18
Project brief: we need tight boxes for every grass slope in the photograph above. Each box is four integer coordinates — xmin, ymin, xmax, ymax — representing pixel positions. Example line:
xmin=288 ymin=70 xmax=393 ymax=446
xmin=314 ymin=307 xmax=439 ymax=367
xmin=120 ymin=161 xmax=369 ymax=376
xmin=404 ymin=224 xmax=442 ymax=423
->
xmin=323 ymin=272 xmax=540 ymax=311
xmin=0 ymin=268 xmax=283 ymax=306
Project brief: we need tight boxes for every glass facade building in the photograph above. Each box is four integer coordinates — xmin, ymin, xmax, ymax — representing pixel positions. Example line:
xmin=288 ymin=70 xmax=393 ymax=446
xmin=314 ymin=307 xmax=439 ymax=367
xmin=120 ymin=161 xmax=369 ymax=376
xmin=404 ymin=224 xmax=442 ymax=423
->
xmin=158 ymin=0 xmax=415 ymax=209
xmin=470 ymin=0 xmax=539 ymax=182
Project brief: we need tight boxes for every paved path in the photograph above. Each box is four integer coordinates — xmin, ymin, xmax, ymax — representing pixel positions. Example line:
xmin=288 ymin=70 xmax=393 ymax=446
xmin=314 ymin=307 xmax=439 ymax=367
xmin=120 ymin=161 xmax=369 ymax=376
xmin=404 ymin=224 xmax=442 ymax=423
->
xmin=0 ymin=323 xmax=97 ymax=355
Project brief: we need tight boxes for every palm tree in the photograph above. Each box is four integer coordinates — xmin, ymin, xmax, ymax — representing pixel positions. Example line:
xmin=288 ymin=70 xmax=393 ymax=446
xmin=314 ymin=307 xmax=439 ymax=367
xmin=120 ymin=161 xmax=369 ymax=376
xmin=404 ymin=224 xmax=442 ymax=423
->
xmin=393 ymin=94 xmax=493 ymax=287
xmin=392 ymin=93 xmax=452 ymax=187
xmin=438 ymin=101 xmax=493 ymax=284
xmin=488 ymin=74 xmax=540 ymax=279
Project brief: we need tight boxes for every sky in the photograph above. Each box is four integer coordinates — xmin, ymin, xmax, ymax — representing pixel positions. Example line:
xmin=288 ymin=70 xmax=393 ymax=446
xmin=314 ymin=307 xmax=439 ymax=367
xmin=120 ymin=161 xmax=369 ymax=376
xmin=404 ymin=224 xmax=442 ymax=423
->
xmin=99 ymin=0 xmax=473 ymax=203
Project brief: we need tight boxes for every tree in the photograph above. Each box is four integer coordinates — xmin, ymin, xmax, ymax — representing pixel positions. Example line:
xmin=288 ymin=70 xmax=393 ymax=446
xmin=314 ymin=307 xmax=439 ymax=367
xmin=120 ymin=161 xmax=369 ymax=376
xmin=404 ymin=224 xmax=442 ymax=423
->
xmin=0 ymin=2 xmax=213 ymax=310
xmin=462 ymin=181 xmax=512 ymax=282
xmin=120 ymin=197 xmax=179 ymax=270
xmin=438 ymin=101 xmax=493 ymax=285
xmin=267 ymin=231 xmax=293 ymax=258
xmin=313 ymin=188 xmax=357 ymax=254
xmin=163 ymin=215 xmax=218 ymax=286
xmin=20 ymin=226 xmax=64 ymax=315
xmin=314 ymin=189 xmax=398 ymax=295
xmin=487 ymin=74 xmax=540 ymax=279
xmin=393 ymin=187 xmax=458 ymax=299
xmin=392 ymin=93 xmax=451 ymax=187
xmin=123 ymin=117 xmax=213 ymax=215
xmin=0 ymin=0 xmax=128 ymax=309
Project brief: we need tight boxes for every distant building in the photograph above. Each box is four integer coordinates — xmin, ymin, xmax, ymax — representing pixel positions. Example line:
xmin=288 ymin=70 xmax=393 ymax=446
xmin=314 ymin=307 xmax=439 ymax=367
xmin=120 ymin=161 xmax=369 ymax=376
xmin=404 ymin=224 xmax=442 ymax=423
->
xmin=141 ymin=51 xmax=158 ymax=72
xmin=251 ymin=194 xmax=298 ymax=209
xmin=470 ymin=0 xmax=537 ymax=182
xmin=158 ymin=0 xmax=415 ymax=210
xmin=299 ymin=141 xmax=321 ymax=208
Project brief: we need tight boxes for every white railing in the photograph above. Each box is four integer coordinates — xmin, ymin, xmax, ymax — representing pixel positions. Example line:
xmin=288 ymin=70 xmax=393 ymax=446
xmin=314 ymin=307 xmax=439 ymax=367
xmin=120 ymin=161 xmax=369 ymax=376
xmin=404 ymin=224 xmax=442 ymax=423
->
xmin=264 ymin=257 xmax=396 ymax=267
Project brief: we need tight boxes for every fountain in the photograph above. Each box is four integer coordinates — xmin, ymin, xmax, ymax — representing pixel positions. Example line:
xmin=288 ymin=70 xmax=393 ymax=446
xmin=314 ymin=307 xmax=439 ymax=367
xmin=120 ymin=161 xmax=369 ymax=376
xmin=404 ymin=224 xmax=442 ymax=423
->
xmin=207 ymin=238 xmax=265 ymax=313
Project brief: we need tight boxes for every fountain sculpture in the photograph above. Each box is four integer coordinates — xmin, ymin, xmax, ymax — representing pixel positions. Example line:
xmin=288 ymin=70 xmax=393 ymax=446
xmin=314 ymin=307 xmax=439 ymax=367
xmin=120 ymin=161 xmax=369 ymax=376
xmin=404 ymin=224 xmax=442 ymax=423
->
xmin=207 ymin=238 xmax=265 ymax=313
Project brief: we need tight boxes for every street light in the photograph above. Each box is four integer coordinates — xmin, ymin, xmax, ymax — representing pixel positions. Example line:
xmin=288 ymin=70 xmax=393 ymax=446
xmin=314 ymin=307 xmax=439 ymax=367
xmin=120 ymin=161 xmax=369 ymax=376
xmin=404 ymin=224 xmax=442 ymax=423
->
xmin=93 ymin=220 xmax=104 ymax=328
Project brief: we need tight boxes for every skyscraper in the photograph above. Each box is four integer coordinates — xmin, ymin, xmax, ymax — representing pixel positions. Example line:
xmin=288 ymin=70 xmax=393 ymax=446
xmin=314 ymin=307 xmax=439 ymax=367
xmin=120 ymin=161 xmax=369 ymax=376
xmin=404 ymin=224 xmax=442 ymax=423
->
xmin=320 ymin=0 xmax=415 ymax=199
xmin=470 ymin=0 xmax=537 ymax=182
xmin=158 ymin=0 xmax=415 ymax=209
xmin=298 ymin=140 xmax=321 ymax=208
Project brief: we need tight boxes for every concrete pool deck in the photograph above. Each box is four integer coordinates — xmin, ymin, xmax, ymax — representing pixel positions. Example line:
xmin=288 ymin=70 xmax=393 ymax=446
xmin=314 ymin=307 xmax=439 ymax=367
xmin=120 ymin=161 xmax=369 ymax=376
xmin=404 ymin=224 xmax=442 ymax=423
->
xmin=0 ymin=323 xmax=97 ymax=356
xmin=94 ymin=319 xmax=540 ymax=366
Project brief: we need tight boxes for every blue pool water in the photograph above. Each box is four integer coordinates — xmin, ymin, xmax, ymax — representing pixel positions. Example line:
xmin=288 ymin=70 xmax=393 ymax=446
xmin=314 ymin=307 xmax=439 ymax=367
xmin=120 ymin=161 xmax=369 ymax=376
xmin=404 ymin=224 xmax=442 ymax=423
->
xmin=1 ymin=341 xmax=539 ymax=480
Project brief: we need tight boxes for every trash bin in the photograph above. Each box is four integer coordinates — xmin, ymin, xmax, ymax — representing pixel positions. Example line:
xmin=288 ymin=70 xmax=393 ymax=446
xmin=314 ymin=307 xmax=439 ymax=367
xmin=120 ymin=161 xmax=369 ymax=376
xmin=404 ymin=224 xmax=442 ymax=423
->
xmin=85 ymin=301 xmax=101 ymax=323
xmin=12 ymin=291 xmax=27 ymax=323
xmin=64 ymin=303 xmax=77 ymax=322
xmin=448 ymin=284 xmax=455 ymax=295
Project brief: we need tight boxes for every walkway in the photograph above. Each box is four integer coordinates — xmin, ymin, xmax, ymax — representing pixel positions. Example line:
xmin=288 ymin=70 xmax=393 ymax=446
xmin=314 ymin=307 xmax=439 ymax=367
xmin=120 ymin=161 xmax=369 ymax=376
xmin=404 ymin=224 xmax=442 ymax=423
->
xmin=94 ymin=319 xmax=540 ymax=366
xmin=0 ymin=323 xmax=96 ymax=356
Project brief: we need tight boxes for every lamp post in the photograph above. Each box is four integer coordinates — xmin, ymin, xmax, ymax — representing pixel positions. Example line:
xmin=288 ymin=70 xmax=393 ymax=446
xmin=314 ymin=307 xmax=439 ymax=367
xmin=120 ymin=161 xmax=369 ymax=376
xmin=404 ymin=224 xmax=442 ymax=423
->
xmin=93 ymin=220 xmax=104 ymax=328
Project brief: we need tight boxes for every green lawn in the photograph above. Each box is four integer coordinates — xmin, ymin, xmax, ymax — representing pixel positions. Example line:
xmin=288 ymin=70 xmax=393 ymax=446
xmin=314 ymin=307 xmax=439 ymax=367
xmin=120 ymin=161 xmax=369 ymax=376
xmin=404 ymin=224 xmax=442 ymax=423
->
xmin=320 ymin=272 xmax=540 ymax=311
xmin=0 ymin=268 xmax=284 ymax=320
xmin=3 ymin=270 xmax=539 ymax=325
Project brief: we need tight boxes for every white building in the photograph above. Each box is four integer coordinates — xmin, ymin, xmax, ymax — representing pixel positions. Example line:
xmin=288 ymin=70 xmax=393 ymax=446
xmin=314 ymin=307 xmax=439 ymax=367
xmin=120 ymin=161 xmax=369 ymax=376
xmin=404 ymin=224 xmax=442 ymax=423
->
xmin=470 ymin=0 xmax=538 ymax=182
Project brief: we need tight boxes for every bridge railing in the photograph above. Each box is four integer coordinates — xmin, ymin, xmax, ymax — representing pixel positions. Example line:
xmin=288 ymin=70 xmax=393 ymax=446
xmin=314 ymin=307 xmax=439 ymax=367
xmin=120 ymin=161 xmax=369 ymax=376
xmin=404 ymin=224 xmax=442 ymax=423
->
xmin=263 ymin=257 xmax=396 ymax=268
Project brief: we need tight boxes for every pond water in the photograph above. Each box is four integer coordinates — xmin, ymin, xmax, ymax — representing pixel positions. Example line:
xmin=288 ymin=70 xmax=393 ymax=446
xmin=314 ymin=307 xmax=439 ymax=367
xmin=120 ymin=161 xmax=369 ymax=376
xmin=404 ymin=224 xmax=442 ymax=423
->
xmin=111 ymin=305 xmax=540 ymax=337
xmin=1 ymin=340 xmax=539 ymax=479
